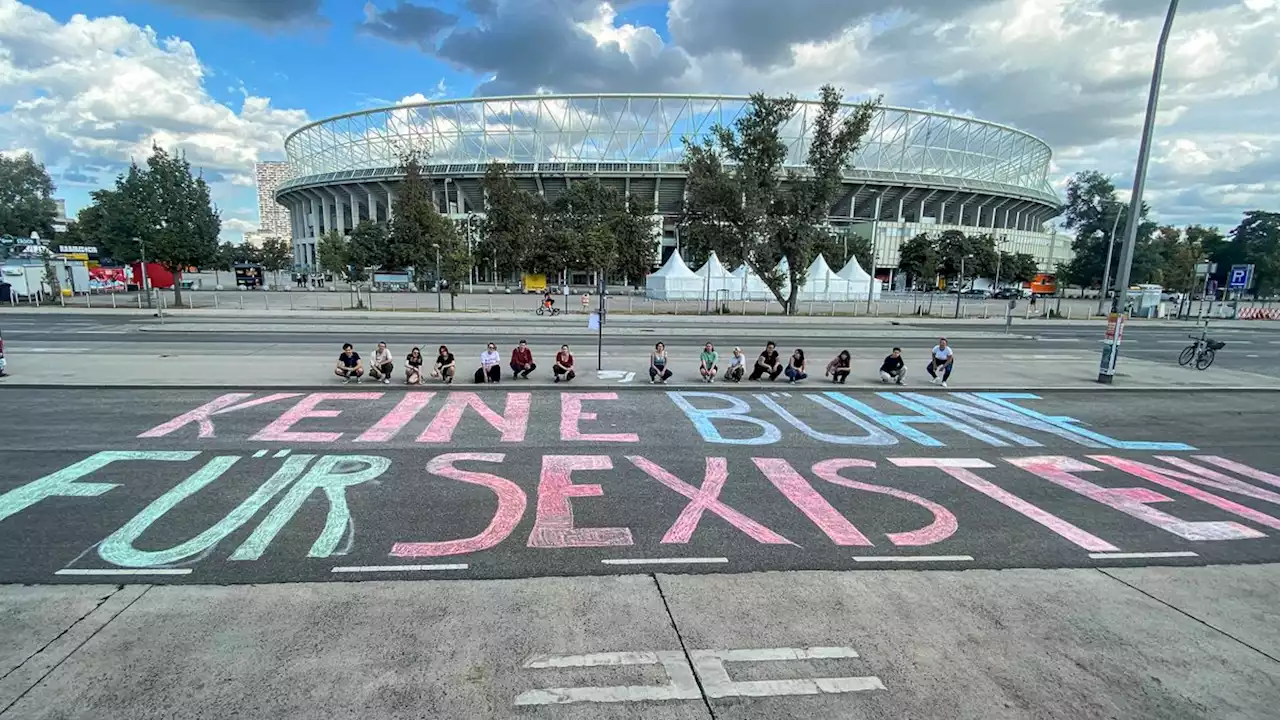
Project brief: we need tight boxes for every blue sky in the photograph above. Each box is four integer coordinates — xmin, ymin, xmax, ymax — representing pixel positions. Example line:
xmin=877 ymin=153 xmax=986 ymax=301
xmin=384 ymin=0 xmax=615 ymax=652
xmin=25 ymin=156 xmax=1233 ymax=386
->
xmin=3 ymin=0 xmax=1276 ymax=240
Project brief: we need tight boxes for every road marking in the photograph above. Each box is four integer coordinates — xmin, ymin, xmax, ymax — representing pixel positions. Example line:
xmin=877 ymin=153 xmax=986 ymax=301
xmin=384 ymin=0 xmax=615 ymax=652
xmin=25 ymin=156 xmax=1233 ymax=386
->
xmin=690 ymin=646 xmax=885 ymax=699
xmin=272 ymin=449 xmax=291 ymax=458
xmin=515 ymin=650 xmax=701 ymax=705
xmin=1004 ymin=354 xmax=1087 ymax=361
xmin=56 ymin=568 xmax=192 ymax=576
xmin=596 ymin=370 xmax=635 ymax=383
xmin=252 ymin=449 xmax=268 ymax=458
xmin=1034 ymin=337 xmax=1080 ymax=343
xmin=602 ymin=557 xmax=729 ymax=565
xmin=1247 ymin=354 xmax=1260 ymax=358
xmin=9 ymin=347 xmax=90 ymax=353
xmin=853 ymin=555 xmax=973 ymax=563
xmin=1088 ymin=551 xmax=1199 ymax=560
xmin=515 ymin=646 xmax=884 ymax=706
xmin=331 ymin=564 xmax=468 ymax=573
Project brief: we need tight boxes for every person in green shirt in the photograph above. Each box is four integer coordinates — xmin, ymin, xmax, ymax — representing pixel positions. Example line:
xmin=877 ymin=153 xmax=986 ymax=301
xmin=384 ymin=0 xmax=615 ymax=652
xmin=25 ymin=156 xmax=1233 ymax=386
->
xmin=699 ymin=342 xmax=720 ymax=383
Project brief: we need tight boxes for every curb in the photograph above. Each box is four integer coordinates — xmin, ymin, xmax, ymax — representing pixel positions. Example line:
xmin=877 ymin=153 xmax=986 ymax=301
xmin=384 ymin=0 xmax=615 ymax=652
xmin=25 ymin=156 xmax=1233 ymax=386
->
xmin=3 ymin=382 xmax=1278 ymax=392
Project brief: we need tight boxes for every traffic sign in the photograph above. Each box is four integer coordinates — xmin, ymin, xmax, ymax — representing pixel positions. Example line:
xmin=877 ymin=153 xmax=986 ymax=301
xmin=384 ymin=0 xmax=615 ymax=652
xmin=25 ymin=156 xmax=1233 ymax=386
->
xmin=1228 ymin=264 xmax=1254 ymax=290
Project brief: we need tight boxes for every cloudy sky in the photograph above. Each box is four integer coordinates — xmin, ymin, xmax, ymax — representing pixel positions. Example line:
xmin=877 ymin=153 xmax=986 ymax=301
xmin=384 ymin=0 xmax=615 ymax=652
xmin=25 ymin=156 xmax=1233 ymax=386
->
xmin=1 ymin=0 xmax=1276 ymax=242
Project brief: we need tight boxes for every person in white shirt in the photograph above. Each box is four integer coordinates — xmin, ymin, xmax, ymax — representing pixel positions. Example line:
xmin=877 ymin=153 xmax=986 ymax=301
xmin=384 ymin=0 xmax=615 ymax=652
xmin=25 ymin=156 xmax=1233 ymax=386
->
xmin=475 ymin=343 xmax=502 ymax=383
xmin=368 ymin=342 xmax=394 ymax=384
xmin=927 ymin=338 xmax=954 ymax=387
xmin=726 ymin=347 xmax=746 ymax=382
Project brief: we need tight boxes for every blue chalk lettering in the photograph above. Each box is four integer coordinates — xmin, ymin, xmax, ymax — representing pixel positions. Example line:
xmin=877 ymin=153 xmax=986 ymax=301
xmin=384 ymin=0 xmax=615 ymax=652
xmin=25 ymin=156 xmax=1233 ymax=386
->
xmin=756 ymin=394 xmax=897 ymax=446
xmin=667 ymin=392 xmax=781 ymax=446
xmin=973 ymin=393 xmax=1195 ymax=451
xmin=98 ymin=455 xmax=314 ymax=568
xmin=230 ymin=455 xmax=390 ymax=561
xmin=0 ymin=451 xmax=199 ymax=524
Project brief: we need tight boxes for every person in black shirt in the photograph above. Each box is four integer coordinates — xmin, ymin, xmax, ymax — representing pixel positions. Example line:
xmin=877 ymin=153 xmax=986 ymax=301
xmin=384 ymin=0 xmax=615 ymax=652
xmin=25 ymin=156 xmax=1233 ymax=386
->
xmin=405 ymin=347 xmax=425 ymax=385
xmin=749 ymin=341 xmax=784 ymax=381
xmin=334 ymin=343 xmax=364 ymax=384
xmin=879 ymin=347 xmax=907 ymax=385
xmin=432 ymin=345 xmax=456 ymax=384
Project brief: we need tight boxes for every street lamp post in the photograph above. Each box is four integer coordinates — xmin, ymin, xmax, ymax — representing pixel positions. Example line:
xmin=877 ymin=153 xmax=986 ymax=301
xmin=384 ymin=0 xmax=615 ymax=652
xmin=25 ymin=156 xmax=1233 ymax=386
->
xmin=1096 ymin=206 xmax=1125 ymax=317
xmin=1099 ymin=0 xmax=1178 ymax=384
xmin=434 ymin=243 xmax=442 ymax=313
xmin=134 ymin=236 xmax=151 ymax=309
xmin=953 ymin=255 xmax=970 ymax=319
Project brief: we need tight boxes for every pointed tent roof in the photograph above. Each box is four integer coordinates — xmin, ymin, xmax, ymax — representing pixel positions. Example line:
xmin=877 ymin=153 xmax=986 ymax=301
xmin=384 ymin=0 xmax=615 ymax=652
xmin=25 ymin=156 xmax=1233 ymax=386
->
xmin=730 ymin=264 xmax=747 ymax=278
xmin=837 ymin=255 xmax=873 ymax=281
xmin=651 ymin=250 xmax=697 ymax=278
xmin=694 ymin=251 xmax=732 ymax=278
xmin=806 ymin=254 xmax=837 ymax=279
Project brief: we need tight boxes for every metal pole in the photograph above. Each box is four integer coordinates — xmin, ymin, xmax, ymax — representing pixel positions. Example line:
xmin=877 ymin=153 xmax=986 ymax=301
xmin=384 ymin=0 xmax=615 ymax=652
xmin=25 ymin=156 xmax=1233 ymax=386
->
xmin=137 ymin=237 xmax=152 ymax=309
xmin=1097 ymin=207 xmax=1124 ymax=316
xmin=1099 ymin=0 xmax=1178 ymax=384
xmin=435 ymin=245 xmax=442 ymax=313
xmin=953 ymin=256 xmax=965 ymax=319
xmin=596 ymin=273 xmax=605 ymax=371
xmin=865 ymin=242 xmax=875 ymax=314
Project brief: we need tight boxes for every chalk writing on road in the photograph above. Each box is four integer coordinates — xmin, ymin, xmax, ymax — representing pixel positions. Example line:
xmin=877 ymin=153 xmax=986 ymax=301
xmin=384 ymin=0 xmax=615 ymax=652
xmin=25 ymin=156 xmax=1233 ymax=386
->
xmin=135 ymin=390 xmax=1196 ymax=451
xmin=2 ymin=450 xmax=1279 ymax=574
xmin=514 ymin=646 xmax=885 ymax=706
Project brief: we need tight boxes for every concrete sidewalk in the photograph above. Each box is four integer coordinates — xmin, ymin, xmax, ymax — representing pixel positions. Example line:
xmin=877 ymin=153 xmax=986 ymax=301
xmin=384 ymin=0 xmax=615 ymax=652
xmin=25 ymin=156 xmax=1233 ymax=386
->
xmin=2 ymin=346 xmax=1277 ymax=389
xmin=2 ymin=565 xmax=1277 ymax=719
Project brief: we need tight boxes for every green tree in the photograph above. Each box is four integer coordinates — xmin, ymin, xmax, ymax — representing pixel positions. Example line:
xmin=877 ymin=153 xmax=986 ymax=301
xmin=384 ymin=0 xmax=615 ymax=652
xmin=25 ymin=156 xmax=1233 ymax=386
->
xmin=347 ymin=221 xmax=386 ymax=282
xmin=259 ymin=236 xmax=293 ymax=288
xmin=813 ymin=228 xmax=872 ymax=273
xmin=1229 ymin=211 xmax=1280 ymax=295
xmin=479 ymin=164 xmax=548 ymax=279
xmin=0 ymin=153 xmax=58 ymax=240
xmin=612 ymin=195 xmax=659 ymax=285
xmin=682 ymin=85 xmax=879 ymax=313
xmin=898 ymin=233 xmax=939 ymax=289
xmin=83 ymin=145 xmax=220 ymax=305
xmin=1058 ymin=170 xmax=1159 ymax=290
xmin=1000 ymin=252 xmax=1040 ymax=285
xmin=937 ymin=230 xmax=997 ymax=280
xmin=317 ymin=229 xmax=353 ymax=281
xmin=387 ymin=153 xmax=464 ymax=301
xmin=554 ymin=178 xmax=620 ymax=283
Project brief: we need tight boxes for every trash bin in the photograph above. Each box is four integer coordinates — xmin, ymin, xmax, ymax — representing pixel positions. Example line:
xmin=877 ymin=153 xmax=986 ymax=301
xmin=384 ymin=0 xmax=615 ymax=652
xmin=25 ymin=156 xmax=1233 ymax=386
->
xmin=0 ymin=282 xmax=11 ymax=303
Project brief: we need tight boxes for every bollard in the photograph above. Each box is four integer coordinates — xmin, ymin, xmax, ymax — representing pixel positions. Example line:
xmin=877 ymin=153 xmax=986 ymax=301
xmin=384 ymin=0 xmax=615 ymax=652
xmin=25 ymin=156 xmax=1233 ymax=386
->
xmin=488 ymin=296 xmax=493 ymax=312
xmin=807 ymin=301 xmax=814 ymax=316
xmin=983 ymin=305 xmax=988 ymax=319
xmin=289 ymin=292 xmax=294 ymax=311
xmin=239 ymin=294 xmax=244 ymax=310
xmin=214 ymin=293 xmax=219 ymax=309
xmin=628 ymin=296 xmax=634 ymax=313
xmin=264 ymin=293 xmax=269 ymax=311
xmin=86 ymin=293 xmax=92 ymax=308
xmin=137 ymin=292 xmax=142 ymax=309
xmin=111 ymin=293 xmax=116 ymax=309
xmin=1025 ymin=303 xmax=1031 ymax=320
xmin=1067 ymin=305 xmax=1073 ymax=320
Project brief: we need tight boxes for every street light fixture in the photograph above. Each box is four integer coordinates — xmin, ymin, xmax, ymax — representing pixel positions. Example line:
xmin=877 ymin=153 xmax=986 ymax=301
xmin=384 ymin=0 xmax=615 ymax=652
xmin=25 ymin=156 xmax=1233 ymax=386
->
xmin=1099 ymin=0 xmax=1179 ymax=384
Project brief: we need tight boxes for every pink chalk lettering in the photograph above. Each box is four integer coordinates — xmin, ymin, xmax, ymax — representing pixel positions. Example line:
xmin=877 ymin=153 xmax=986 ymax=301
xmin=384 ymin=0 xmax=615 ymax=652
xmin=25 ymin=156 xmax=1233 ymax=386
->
xmin=560 ymin=393 xmax=640 ymax=443
xmin=751 ymin=458 xmax=872 ymax=546
xmin=628 ymin=456 xmax=792 ymax=545
xmin=1191 ymin=456 xmax=1280 ymax=489
xmin=390 ymin=453 xmax=527 ymax=557
xmin=1089 ymin=455 xmax=1280 ymax=531
xmin=357 ymin=393 xmax=435 ymax=443
xmin=527 ymin=456 xmax=633 ymax=548
xmin=250 ymin=393 xmax=383 ymax=443
xmin=1149 ymin=457 xmax=1280 ymax=506
xmin=138 ymin=393 xmax=302 ymax=439
xmin=417 ymin=392 xmax=531 ymax=443
xmin=812 ymin=458 xmax=957 ymax=546
xmin=891 ymin=457 xmax=1119 ymax=551
xmin=1008 ymin=456 xmax=1264 ymax=542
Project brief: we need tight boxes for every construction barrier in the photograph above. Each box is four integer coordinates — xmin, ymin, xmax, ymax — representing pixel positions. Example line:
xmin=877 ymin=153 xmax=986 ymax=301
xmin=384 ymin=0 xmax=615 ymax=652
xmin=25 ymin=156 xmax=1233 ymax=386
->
xmin=1236 ymin=307 xmax=1280 ymax=320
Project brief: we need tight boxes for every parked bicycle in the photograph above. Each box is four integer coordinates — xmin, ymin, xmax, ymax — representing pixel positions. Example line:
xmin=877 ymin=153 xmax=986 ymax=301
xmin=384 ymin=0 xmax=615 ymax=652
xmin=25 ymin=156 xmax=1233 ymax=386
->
xmin=1178 ymin=326 xmax=1225 ymax=370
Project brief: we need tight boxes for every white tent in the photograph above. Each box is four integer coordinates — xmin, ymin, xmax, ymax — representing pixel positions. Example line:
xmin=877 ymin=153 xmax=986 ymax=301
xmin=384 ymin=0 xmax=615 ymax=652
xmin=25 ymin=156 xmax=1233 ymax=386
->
xmin=694 ymin=252 xmax=738 ymax=298
xmin=836 ymin=256 xmax=882 ymax=300
xmin=797 ymin=254 xmax=855 ymax=301
xmin=645 ymin=250 xmax=703 ymax=300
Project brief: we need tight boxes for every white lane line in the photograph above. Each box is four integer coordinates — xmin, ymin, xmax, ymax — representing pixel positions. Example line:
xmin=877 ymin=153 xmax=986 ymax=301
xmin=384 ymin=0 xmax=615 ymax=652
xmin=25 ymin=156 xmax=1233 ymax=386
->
xmin=1005 ymin=354 xmax=1088 ymax=361
xmin=1035 ymin=337 xmax=1081 ymax=343
xmin=10 ymin=348 xmax=90 ymax=353
xmin=1247 ymin=354 xmax=1260 ymax=358
xmin=330 ymin=564 xmax=468 ymax=573
xmin=252 ymin=449 xmax=268 ymax=458
xmin=56 ymin=568 xmax=192 ymax=576
xmin=272 ymin=449 xmax=291 ymax=458
xmin=1088 ymin=551 xmax=1198 ymax=560
xmin=602 ymin=557 xmax=729 ymax=565
xmin=852 ymin=555 xmax=973 ymax=563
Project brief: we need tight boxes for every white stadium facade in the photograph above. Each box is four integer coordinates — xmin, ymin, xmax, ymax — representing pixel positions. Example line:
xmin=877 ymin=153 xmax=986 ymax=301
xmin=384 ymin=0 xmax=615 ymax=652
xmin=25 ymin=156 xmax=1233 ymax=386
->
xmin=273 ymin=94 xmax=1069 ymax=284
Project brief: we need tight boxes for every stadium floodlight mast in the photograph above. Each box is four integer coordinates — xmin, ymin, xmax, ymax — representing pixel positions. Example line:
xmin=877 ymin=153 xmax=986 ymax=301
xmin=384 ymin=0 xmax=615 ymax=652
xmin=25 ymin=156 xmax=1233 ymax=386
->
xmin=1098 ymin=0 xmax=1178 ymax=385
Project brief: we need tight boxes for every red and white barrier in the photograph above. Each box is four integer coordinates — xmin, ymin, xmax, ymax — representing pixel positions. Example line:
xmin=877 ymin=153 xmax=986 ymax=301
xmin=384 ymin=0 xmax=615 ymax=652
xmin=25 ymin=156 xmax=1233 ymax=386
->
xmin=1236 ymin=307 xmax=1280 ymax=320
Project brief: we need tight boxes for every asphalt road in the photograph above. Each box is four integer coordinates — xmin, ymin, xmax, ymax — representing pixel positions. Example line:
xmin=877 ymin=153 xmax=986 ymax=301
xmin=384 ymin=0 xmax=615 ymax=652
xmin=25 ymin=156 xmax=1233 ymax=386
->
xmin=2 ymin=387 xmax=1278 ymax=585
xmin=6 ymin=312 xmax=1280 ymax=375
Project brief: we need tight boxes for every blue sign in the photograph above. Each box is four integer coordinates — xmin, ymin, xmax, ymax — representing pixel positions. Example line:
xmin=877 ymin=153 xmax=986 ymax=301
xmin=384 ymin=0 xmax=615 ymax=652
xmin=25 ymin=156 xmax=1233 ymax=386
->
xmin=1228 ymin=264 xmax=1253 ymax=289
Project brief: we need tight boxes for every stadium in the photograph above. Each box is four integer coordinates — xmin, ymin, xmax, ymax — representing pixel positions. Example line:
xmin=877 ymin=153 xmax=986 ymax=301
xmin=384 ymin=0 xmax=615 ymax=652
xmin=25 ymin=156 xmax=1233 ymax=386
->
xmin=274 ymin=94 xmax=1069 ymax=285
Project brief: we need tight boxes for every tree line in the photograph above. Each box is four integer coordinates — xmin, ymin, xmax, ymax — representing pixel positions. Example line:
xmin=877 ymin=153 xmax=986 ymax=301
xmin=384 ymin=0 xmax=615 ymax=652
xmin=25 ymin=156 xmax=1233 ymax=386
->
xmin=895 ymin=230 xmax=1041 ymax=290
xmin=1058 ymin=170 xmax=1280 ymax=296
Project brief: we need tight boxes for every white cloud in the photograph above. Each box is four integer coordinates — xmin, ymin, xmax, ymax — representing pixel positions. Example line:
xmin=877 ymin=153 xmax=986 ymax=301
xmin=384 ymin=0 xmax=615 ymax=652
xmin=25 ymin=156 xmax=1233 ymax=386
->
xmin=0 ymin=0 xmax=308 ymax=224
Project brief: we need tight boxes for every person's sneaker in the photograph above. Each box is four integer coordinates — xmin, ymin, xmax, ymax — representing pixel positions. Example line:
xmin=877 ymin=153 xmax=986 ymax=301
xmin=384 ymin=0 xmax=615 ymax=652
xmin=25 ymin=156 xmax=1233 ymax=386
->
xmin=897 ymin=380 xmax=906 ymax=386
xmin=342 ymin=377 xmax=350 ymax=385
xmin=940 ymin=381 xmax=948 ymax=388
xmin=383 ymin=378 xmax=390 ymax=385
xmin=554 ymin=376 xmax=560 ymax=383
xmin=880 ymin=377 xmax=888 ymax=383
xmin=355 ymin=377 xmax=362 ymax=384
xmin=649 ymin=378 xmax=655 ymax=384
xmin=929 ymin=376 xmax=939 ymax=385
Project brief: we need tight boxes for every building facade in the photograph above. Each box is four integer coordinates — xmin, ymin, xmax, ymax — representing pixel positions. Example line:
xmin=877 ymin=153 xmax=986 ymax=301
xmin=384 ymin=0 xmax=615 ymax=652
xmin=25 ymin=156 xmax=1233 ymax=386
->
xmin=254 ymin=161 xmax=292 ymax=239
xmin=274 ymin=95 xmax=1067 ymax=275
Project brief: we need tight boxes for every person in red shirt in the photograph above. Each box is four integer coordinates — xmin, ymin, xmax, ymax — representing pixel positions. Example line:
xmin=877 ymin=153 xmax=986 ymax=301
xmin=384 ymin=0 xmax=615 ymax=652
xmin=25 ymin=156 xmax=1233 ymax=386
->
xmin=510 ymin=339 xmax=537 ymax=379
xmin=553 ymin=344 xmax=576 ymax=383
